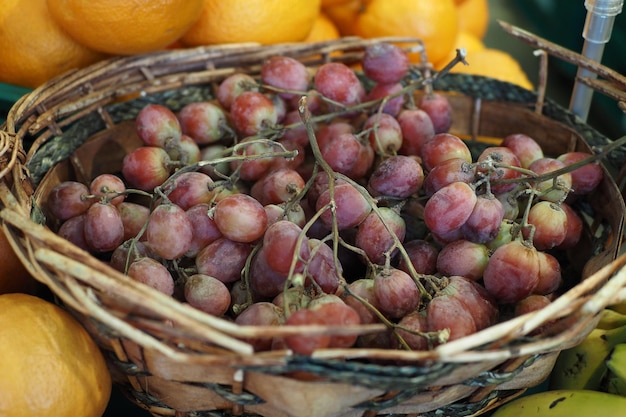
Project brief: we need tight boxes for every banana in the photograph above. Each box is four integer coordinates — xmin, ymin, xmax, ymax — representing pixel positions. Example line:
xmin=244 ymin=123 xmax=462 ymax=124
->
xmin=549 ymin=324 xmax=626 ymax=390
xmin=605 ymin=343 xmax=626 ymax=396
xmin=490 ymin=390 xmax=626 ymax=417
xmin=609 ymin=301 xmax=626 ymax=316
xmin=596 ymin=308 xmax=626 ymax=330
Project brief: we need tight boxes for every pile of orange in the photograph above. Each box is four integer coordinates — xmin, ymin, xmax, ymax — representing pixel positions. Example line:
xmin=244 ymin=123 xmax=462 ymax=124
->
xmin=0 ymin=0 xmax=531 ymax=92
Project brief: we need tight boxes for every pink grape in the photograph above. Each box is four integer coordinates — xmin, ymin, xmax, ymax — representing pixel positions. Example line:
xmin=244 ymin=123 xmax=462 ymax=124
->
xmin=427 ymin=293 xmax=476 ymax=342
xmin=420 ymin=133 xmax=472 ymax=171
xmin=341 ymin=278 xmax=381 ymax=325
xmin=250 ymin=246 xmax=288 ymax=299
xmin=234 ymin=302 xmax=284 ymax=352
xmin=184 ymin=273 xmax=231 ymax=316
xmin=365 ymin=82 xmax=405 ymax=116
xmin=230 ymin=91 xmax=278 ymax=136
xmin=177 ymin=101 xmax=228 ymax=145
xmin=309 ymin=297 xmax=361 ymax=348
xmin=261 ymin=55 xmax=310 ymax=99
xmin=89 ymin=174 xmax=126 ymax=206
xmin=524 ymin=201 xmax=568 ymax=250
xmin=362 ymin=42 xmax=410 ymax=84
xmin=501 ymin=133 xmax=544 ymax=168
xmin=185 ymin=203 xmax=223 ymax=257
xmin=418 ymin=93 xmax=453 ymax=134
xmin=262 ymin=220 xmax=310 ymax=275
xmin=534 ymin=251 xmax=562 ymax=295
xmin=127 ymin=257 xmax=175 ymax=296
xmin=117 ymin=201 xmax=150 ymax=241
xmin=314 ymin=62 xmax=365 ymax=108
xmin=195 ymin=237 xmax=253 ymax=284
xmin=84 ymin=201 xmax=125 ymax=252
xmin=422 ymin=157 xmax=476 ymax=196
xmin=58 ymin=215 xmax=89 ymax=251
xmin=145 ymin=203 xmax=193 ymax=259
xmin=394 ymin=310 xmax=429 ymax=350
xmin=423 ymin=181 xmax=477 ymax=236
xmin=110 ymin=240 xmax=151 ymax=273
xmin=263 ymin=203 xmax=306 ymax=228
xmin=216 ymin=73 xmax=258 ymax=110
xmin=528 ymin=157 xmax=572 ymax=203
xmin=373 ymin=267 xmax=420 ymax=319
xmin=305 ymin=239 xmax=342 ymax=295
xmin=557 ymin=151 xmax=603 ymax=195
xmin=556 ymin=202 xmax=583 ymax=250
xmin=367 ymin=155 xmax=424 ymax=198
xmin=165 ymin=171 xmax=215 ymax=210
xmin=476 ymin=146 xmax=522 ymax=194
xmin=483 ymin=240 xmax=540 ymax=303
xmin=363 ymin=112 xmax=403 ymax=155
xmin=461 ymin=194 xmax=505 ymax=243
xmin=320 ymin=132 xmax=362 ymax=175
xmin=436 ymin=239 xmax=490 ymax=281
xmin=315 ymin=181 xmax=372 ymax=231
xmin=397 ymin=239 xmax=439 ymax=276
xmin=213 ymin=193 xmax=268 ymax=243
xmin=443 ymin=275 xmax=499 ymax=330
xmin=355 ymin=207 xmax=406 ymax=265
xmin=121 ymin=146 xmax=173 ymax=192
xmin=397 ymin=108 xmax=436 ymax=157
xmin=135 ymin=104 xmax=182 ymax=148
xmin=283 ymin=309 xmax=331 ymax=355
xmin=47 ymin=180 xmax=93 ymax=222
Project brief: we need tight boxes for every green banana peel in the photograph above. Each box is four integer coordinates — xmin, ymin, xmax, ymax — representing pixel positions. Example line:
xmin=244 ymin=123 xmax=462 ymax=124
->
xmin=605 ymin=343 xmax=626 ymax=396
xmin=491 ymin=390 xmax=626 ymax=417
xmin=596 ymin=308 xmax=626 ymax=330
xmin=549 ymin=324 xmax=626 ymax=390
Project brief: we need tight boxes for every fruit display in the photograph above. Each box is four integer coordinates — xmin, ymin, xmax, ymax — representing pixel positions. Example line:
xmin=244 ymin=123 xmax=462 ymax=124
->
xmin=2 ymin=34 xmax=624 ymax=416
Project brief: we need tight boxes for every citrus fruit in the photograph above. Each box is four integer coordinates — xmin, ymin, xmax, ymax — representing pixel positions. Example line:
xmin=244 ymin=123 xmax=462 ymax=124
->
xmin=47 ymin=0 xmax=205 ymax=55
xmin=321 ymin=0 xmax=354 ymax=7
xmin=0 ymin=226 xmax=40 ymax=295
xmin=456 ymin=0 xmax=490 ymax=40
xmin=323 ymin=0 xmax=364 ymax=36
xmin=450 ymin=48 xmax=534 ymax=90
xmin=355 ymin=0 xmax=459 ymax=66
xmin=304 ymin=12 xmax=341 ymax=43
xmin=0 ymin=293 xmax=112 ymax=417
xmin=181 ymin=0 xmax=322 ymax=46
xmin=0 ymin=0 xmax=106 ymax=88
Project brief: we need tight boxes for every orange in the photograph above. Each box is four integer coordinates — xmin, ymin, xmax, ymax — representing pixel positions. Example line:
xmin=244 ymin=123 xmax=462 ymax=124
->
xmin=47 ymin=0 xmax=205 ymax=55
xmin=456 ymin=0 xmax=490 ymax=40
xmin=449 ymin=48 xmax=534 ymax=90
xmin=0 ymin=0 xmax=106 ymax=88
xmin=435 ymin=30 xmax=485 ymax=70
xmin=321 ymin=0 xmax=354 ymax=7
xmin=304 ymin=12 xmax=341 ymax=43
xmin=0 ymin=226 xmax=40 ymax=295
xmin=0 ymin=293 xmax=112 ymax=417
xmin=355 ymin=0 xmax=459 ymax=66
xmin=181 ymin=0 xmax=322 ymax=46
xmin=323 ymin=0 xmax=364 ymax=36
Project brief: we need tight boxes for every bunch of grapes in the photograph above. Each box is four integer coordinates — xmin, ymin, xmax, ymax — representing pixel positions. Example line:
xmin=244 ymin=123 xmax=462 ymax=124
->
xmin=45 ymin=42 xmax=606 ymax=355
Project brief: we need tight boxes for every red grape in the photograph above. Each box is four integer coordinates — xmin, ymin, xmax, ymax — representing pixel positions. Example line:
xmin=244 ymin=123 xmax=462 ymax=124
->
xmin=341 ymin=278 xmax=381 ymax=325
xmin=135 ymin=104 xmax=182 ymax=148
xmin=528 ymin=157 xmax=572 ymax=203
xmin=305 ymin=238 xmax=342 ymax=295
xmin=121 ymin=146 xmax=173 ymax=192
xmin=127 ymin=257 xmax=175 ymax=296
xmin=423 ymin=181 xmax=477 ymax=236
xmin=524 ymin=201 xmax=568 ymax=250
xmin=234 ymin=301 xmax=284 ymax=352
xmin=184 ymin=273 xmax=231 ymax=316
xmin=418 ymin=93 xmax=453 ymax=134
xmin=230 ymin=91 xmax=278 ymax=137
xmin=250 ymin=246 xmax=288 ymax=299
xmin=262 ymin=220 xmax=310 ymax=275
xmin=145 ymin=203 xmax=193 ymax=259
xmin=534 ymin=251 xmax=562 ymax=295
xmin=354 ymin=207 xmax=406 ymax=265
xmin=365 ymin=82 xmax=405 ymax=116
xmin=420 ymin=133 xmax=472 ymax=171
xmin=367 ymin=155 xmax=424 ymax=198
xmin=557 ymin=151 xmax=603 ymax=196
xmin=556 ymin=202 xmax=583 ymax=250
xmin=165 ymin=171 xmax=215 ymax=210
xmin=261 ymin=55 xmax=310 ymax=99
xmin=117 ymin=201 xmax=150 ymax=241
xmin=320 ymin=132 xmax=362 ymax=175
xmin=362 ymin=42 xmax=410 ymax=84
xmin=476 ymin=146 xmax=522 ymax=194
xmin=185 ymin=203 xmax=223 ymax=257
xmin=315 ymin=181 xmax=372 ymax=231
xmin=501 ymin=133 xmax=544 ymax=168
xmin=283 ymin=309 xmax=331 ymax=355
xmin=177 ymin=101 xmax=228 ymax=145
xmin=57 ymin=214 xmax=89 ymax=251
xmin=84 ymin=201 xmax=125 ymax=252
xmin=89 ymin=174 xmax=126 ymax=206
xmin=397 ymin=108 xmax=436 ymax=157
xmin=461 ymin=194 xmax=505 ymax=243
xmin=213 ymin=193 xmax=268 ymax=243
xmin=309 ymin=297 xmax=361 ymax=348
xmin=216 ymin=73 xmax=258 ymax=110
xmin=363 ymin=112 xmax=403 ymax=155
xmin=373 ymin=267 xmax=420 ymax=319
xmin=47 ymin=180 xmax=93 ymax=222
xmin=397 ymin=239 xmax=439 ymax=276
xmin=394 ymin=310 xmax=430 ymax=350
xmin=314 ymin=62 xmax=365 ymax=108
xmin=422 ymin=157 xmax=476 ymax=196
xmin=436 ymin=239 xmax=489 ymax=281
xmin=195 ymin=237 xmax=253 ymax=284
xmin=427 ymin=293 xmax=476 ymax=342
xmin=483 ymin=240 xmax=540 ymax=303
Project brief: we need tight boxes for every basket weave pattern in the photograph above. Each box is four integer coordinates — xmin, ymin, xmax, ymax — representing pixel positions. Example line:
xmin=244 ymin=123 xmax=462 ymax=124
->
xmin=1 ymin=38 xmax=626 ymax=417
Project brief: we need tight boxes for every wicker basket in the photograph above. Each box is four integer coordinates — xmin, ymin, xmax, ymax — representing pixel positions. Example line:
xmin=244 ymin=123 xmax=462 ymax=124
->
xmin=2 ymin=38 xmax=626 ymax=417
